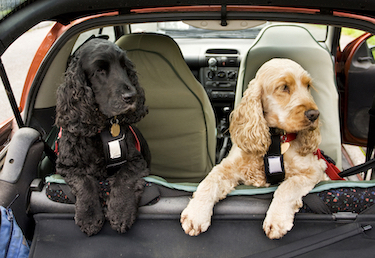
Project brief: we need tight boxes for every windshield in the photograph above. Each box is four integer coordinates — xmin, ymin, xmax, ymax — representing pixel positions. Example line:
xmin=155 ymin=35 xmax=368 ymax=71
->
xmin=161 ymin=21 xmax=265 ymax=39
xmin=131 ymin=21 xmax=266 ymax=39
xmin=131 ymin=21 xmax=327 ymax=41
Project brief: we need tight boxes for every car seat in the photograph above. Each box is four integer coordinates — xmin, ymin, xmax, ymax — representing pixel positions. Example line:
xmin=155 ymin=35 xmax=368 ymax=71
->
xmin=116 ymin=33 xmax=216 ymax=183
xmin=28 ymin=33 xmax=216 ymax=216
xmin=235 ymin=24 xmax=342 ymax=169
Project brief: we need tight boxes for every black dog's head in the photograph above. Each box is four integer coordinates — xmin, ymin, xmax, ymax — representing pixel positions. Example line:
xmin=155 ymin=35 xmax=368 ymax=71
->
xmin=80 ymin=39 xmax=141 ymax=117
xmin=56 ymin=38 xmax=148 ymax=136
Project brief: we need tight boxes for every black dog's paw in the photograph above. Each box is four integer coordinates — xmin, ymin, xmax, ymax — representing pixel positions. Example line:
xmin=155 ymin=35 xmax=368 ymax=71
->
xmin=109 ymin=212 xmax=136 ymax=234
xmin=75 ymin=210 xmax=105 ymax=236
xmin=106 ymin=200 xmax=137 ymax=233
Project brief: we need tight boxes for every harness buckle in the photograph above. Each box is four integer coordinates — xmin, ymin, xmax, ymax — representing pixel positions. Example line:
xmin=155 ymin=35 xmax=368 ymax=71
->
xmin=264 ymin=154 xmax=285 ymax=185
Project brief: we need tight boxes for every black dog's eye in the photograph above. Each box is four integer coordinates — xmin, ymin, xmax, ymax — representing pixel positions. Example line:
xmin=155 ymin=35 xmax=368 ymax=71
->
xmin=94 ymin=60 xmax=110 ymax=76
xmin=307 ymin=84 xmax=311 ymax=89
xmin=96 ymin=68 xmax=105 ymax=74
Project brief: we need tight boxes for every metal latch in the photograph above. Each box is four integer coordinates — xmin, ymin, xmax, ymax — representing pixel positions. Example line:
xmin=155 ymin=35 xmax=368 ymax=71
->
xmin=333 ymin=212 xmax=358 ymax=220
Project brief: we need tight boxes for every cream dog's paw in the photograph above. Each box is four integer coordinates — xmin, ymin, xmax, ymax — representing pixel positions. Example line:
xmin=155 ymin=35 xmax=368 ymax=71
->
xmin=263 ymin=211 xmax=294 ymax=239
xmin=180 ymin=203 xmax=212 ymax=236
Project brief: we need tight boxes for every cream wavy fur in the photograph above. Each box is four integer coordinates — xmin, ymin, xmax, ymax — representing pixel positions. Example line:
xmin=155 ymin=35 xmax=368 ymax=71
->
xmin=181 ymin=58 xmax=328 ymax=239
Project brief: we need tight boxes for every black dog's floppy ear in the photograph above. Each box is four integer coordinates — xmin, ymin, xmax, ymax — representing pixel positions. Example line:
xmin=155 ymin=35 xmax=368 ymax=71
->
xmin=119 ymin=53 xmax=148 ymax=124
xmin=56 ymin=54 xmax=105 ymax=136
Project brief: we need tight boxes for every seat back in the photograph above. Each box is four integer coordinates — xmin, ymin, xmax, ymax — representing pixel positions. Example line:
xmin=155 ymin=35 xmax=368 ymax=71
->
xmin=116 ymin=33 xmax=216 ymax=182
xmin=235 ymin=24 xmax=342 ymax=168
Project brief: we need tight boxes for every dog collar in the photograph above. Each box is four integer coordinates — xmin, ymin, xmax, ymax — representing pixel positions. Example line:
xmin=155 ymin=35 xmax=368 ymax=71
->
xmin=281 ymin=133 xmax=297 ymax=143
xmin=280 ymin=132 xmax=297 ymax=154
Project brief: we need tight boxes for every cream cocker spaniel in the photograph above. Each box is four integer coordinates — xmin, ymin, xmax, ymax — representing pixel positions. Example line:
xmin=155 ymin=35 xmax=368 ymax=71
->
xmin=181 ymin=58 xmax=328 ymax=239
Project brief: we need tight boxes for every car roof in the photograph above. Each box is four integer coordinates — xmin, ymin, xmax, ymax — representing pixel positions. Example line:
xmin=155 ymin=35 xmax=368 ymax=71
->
xmin=1 ymin=0 xmax=375 ymax=55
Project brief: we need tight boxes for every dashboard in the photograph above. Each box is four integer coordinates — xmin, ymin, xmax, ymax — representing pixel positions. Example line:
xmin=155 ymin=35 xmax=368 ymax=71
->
xmin=176 ymin=38 xmax=255 ymax=160
xmin=176 ymin=38 xmax=254 ymax=123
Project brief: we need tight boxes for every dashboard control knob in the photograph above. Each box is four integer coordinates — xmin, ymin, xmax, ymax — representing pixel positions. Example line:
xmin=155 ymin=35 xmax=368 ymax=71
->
xmin=228 ymin=71 xmax=237 ymax=79
xmin=208 ymin=57 xmax=217 ymax=71
xmin=217 ymin=71 xmax=226 ymax=78
xmin=208 ymin=57 xmax=217 ymax=66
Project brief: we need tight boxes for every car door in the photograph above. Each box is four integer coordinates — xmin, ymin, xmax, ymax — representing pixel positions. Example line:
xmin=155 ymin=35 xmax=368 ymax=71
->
xmin=337 ymin=32 xmax=375 ymax=146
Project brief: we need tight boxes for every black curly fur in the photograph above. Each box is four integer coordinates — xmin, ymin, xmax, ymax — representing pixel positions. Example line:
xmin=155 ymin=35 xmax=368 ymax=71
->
xmin=55 ymin=38 xmax=149 ymax=236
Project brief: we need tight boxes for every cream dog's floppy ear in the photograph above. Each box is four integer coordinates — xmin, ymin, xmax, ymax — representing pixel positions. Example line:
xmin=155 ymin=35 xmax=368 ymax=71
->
xmin=230 ymin=79 xmax=271 ymax=155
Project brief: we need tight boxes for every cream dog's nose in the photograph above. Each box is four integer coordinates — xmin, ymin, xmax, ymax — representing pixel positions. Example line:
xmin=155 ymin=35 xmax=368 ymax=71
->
xmin=305 ymin=109 xmax=320 ymax=122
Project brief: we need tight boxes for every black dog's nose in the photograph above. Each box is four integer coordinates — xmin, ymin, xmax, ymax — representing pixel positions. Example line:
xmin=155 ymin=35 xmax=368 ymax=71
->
xmin=305 ymin=110 xmax=320 ymax=122
xmin=122 ymin=92 xmax=136 ymax=103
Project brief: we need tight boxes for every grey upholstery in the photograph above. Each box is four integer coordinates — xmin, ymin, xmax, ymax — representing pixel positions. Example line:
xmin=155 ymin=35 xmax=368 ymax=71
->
xmin=116 ymin=33 xmax=216 ymax=182
xmin=235 ymin=24 xmax=342 ymax=169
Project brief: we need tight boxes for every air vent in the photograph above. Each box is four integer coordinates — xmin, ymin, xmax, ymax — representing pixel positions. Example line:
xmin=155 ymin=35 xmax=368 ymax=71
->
xmin=206 ymin=49 xmax=239 ymax=55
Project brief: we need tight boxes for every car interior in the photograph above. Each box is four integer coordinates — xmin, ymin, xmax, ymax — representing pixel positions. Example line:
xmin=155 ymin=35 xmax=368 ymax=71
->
xmin=3 ymin=9 xmax=375 ymax=256
xmin=23 ymin=22 xmax=350 ymax=201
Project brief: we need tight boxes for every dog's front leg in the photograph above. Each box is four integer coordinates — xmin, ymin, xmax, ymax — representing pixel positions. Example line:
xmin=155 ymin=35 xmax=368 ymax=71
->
xmin=181 ymin=162 xmax=238 ymax=236
xmin=262 ymin=168 xmax=323 ymax=239
xmin=66 ymin=174 xmax=105 ymax=236
xmin=106 ymin=164 xmax=149 ymax=233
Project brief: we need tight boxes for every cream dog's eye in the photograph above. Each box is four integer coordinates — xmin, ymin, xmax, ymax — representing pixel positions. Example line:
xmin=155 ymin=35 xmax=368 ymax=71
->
xmin=281 ymin=85 xmax=290 ymax=93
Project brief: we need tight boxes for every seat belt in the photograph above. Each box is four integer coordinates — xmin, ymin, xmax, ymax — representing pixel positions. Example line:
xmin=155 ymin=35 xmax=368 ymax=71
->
xmin=139 ymin=183 xmax=191 ymax=206
xmin=339 ymin=156 xmax=375 ymax=178
xmin=244 ymin=223 xmax=372 ymax=258
xmin=302 ymin=193 xmax=332 ymax=214
xmin=367 ymin=95 xmax=375 ymax=179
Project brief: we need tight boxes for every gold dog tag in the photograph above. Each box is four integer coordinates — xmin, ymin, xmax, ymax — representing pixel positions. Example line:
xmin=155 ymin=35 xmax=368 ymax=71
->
xmin=281 ymin=142 xmax=290 ymax=154
xmin=110 ymin=123 xmax=120 ymax=137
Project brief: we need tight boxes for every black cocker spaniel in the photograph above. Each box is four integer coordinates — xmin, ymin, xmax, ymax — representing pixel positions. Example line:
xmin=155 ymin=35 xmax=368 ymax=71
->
xmin=55 ymin=38 xmax=149 ymax=236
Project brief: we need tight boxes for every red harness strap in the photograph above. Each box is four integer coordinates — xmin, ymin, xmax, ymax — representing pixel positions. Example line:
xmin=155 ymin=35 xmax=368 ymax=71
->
xmin=54 ymin=127 xmax=63 ymax=155
xmin=315 ymin=149 xmax=345 ymax=180
xmin=280 ymin=133 xmax=344 ymax=180
xmin=128 ymin=125 xmax=141 ymax=152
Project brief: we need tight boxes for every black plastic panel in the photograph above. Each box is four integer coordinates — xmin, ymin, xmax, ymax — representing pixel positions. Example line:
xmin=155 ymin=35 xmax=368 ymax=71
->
xmin=30 ymin=213 xmax=375 ymax=258
xmin=346 ymin=41 xmax=375 ymax=140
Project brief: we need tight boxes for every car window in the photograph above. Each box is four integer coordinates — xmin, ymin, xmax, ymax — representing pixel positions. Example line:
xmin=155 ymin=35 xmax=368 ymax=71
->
xmin=0 ymin=0 xmax=26 ymax=20
xmin=72 ymin=26 xmax=117 ymax=53
xmin=367 ymin=36 xmax=375 ymax=59
xmin=338 ymin=27 xmax=375 ymax=60
xmin=0 ymin=21 xmax=53 ymax=123
xmin=340 ymin=28 xmax=373 ymax=49
xmin=130 ymin=21 xmax=328 ymax=42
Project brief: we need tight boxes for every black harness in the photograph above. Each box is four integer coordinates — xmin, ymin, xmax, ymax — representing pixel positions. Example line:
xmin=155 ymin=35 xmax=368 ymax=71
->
xmin=100 ymin=124 xmax=141 ymax=169
xmin=55 ymin=124 xmax=143 ymax=171
xmin=264 ymin=128 xmax=286 ymax=185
